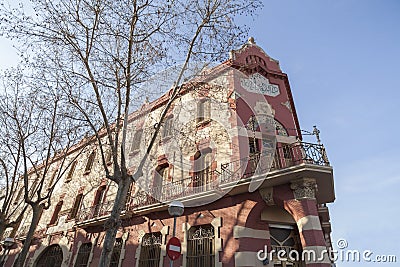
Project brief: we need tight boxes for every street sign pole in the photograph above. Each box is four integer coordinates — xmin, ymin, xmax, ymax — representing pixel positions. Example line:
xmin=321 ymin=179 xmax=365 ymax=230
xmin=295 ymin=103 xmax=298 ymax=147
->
xmin=169 ymin=216 xmax=177 ymax=267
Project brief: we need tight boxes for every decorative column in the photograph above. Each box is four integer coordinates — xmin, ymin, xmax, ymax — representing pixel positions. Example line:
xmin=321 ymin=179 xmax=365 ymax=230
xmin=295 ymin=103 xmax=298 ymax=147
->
xmin=287 ymin=178 xmax=331 ymax=267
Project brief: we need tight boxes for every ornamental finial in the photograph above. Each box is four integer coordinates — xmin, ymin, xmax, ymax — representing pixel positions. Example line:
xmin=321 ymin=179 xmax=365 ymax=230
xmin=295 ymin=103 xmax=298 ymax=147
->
xmin=248 ymin=37 xmax=255 ymax=44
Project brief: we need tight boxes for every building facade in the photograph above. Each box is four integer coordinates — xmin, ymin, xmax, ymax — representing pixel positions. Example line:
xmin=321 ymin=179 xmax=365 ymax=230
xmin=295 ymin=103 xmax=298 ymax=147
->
xmin=1 ymin=39 xmax=335 ymax=267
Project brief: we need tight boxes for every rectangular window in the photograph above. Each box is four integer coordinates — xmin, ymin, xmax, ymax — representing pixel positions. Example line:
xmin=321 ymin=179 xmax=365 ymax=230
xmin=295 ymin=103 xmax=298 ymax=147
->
xmin=69 ymin=194 xmax=83 ymax=220
xmin=65 ymin=161 xmax=77 ymax=182
xmin=130 ymin=130 xmax=143 ymax=152
xmin=29 ymin=179 xmax=39 ymax=199
xmin=48 ymin=169 xmax=58 ymax=188
xmin=162 ymin=117 xmax=173 ymax=138
xmin=84 ymin=152 xmax=96 ymax=173
xmin=106 ymin=150 xmax=112 ymax=165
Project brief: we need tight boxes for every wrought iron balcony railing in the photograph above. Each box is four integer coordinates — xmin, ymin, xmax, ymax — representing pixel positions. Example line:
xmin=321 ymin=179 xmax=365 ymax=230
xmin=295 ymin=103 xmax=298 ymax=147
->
xmin=76 ymin=200 xmax=114 ymax=223
xmin=77 ymin=142 xmax=329 ymax=222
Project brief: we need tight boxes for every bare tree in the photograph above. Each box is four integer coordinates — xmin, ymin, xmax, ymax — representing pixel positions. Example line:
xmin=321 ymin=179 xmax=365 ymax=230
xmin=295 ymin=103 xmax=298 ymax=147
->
xmin=0 ymin=67 xmax=87 ymax=267
xmin=0 ymin=69 xmax=29 ymax=243
xmin=0 ymin=0 xmax=263 ymax=265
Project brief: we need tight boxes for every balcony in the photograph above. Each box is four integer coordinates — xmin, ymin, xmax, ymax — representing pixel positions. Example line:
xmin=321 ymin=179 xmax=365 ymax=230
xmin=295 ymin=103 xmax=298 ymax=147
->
xmin=76 ymin=200 xmax=115 ymax=225
xmin=77 ymin=142 xmax=333 ymax=223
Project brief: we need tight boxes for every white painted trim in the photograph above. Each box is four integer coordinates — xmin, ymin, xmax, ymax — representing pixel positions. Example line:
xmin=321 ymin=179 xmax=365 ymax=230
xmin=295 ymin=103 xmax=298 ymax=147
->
xmin=180 ymin=222 xmax=190 ymax=267
xmin=296 ymin=215 xmax=322 ymax=232
xmin=211 ymin=217 xmax=223 ymax=267
xmin=28 ymin=240 xmax=70 ymax=267
xmin=117 ymin=232 xmax=129 ymax=267
xmin=269 ymin=224 xmax=294 ymax=230
xmin=71 ymin=241 xmax=82 ymax=267
xmin=233 ymin=226 xmax=270 ymax=239
xmin=159 ymin=226 xmax=169 ymax=267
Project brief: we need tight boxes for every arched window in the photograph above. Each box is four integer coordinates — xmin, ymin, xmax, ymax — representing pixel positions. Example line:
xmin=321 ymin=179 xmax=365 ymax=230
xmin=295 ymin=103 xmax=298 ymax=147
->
xmin=274 ymin=119 xmax=288 ymax=137
xmin=109 ymin=238 xmax=123 ymax=267
xmin=138 ymin=232 xmax=162 ymax=267
xmin=154 ymin=164 xmax=168 ymax=200
xmin=49 ymin=200 xmax=63 ymax=225
xmin=69 ymin=193 xmax=84 ymax=219
xmin=93 ymin=186 xmax=106 ymax=216
xmin=193 ymin=150 xmax=213 ymax=191
xmin=187 ymin=224 xmax=215 ymax=267
xmin=84 ymin=152 xmax=96 ymax=173
xmin=197 ymin=99 xmax=211 ymax=124
xmin=269 ymin=225 xmax=305 ymax=267
xmin=74 ymin=242 xmax=92 ymax=267
xmin=34 ymin=244 xmax=63 ymax=267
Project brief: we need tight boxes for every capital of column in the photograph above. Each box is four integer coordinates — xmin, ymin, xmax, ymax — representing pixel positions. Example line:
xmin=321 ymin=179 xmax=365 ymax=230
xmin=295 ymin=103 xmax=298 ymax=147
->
xmin=290 ymin=178 xmax=317 ymax=200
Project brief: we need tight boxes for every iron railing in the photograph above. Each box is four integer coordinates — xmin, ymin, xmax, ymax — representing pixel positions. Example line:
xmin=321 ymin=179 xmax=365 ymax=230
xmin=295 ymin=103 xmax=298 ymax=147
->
xmin=77 ymin=142 xmax=329 ymax=222
xmin=77 ymin=200 xmax=114 ymax=223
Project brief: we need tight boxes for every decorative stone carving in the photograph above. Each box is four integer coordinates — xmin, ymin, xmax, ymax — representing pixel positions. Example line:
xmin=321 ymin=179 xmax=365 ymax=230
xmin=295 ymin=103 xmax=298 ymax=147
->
xmin=290 ymin=178 xmax=317 ymax=199
xmin=240 ymin=73 xmax=280 ymax=97
xmin=259 ymin=187 xmax=274 ymax=205
xmin=281 ymin=100 xmax=292 ymax=113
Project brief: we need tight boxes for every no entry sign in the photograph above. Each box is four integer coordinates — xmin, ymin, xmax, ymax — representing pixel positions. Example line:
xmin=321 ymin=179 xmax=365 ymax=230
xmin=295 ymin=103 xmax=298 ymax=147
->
xmin=166 ymin=237 xmax=182 ymax=260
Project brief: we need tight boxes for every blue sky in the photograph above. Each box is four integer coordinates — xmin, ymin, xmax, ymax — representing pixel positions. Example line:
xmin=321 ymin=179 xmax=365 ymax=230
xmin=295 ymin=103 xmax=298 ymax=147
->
xmin=245 ymin=1 xmax=400 ymax=266
xmin=1 ymin=0 xmax=399 ymax=266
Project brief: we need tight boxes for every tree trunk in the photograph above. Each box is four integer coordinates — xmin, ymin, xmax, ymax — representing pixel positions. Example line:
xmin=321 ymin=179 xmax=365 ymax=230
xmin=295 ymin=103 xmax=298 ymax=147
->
xmin=14 ymin=204 xmax=43 ymax=267
xmin=98 ymin=176 xmax=131 ymax=267
xmin=0 ymin=221 xmax=6 ymax=240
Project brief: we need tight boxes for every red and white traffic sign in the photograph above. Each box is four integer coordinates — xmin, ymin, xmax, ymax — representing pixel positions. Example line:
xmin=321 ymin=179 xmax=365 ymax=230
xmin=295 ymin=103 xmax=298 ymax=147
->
xmin=166 ymin=237 xmax=182 ymax=261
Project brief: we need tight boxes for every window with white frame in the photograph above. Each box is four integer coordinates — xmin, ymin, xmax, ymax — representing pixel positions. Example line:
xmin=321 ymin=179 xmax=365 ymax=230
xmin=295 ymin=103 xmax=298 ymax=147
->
xmin=187 ymin=224 xmax=215 ymax=267
xmin=138 ymin=232 xmax=162 ymax=267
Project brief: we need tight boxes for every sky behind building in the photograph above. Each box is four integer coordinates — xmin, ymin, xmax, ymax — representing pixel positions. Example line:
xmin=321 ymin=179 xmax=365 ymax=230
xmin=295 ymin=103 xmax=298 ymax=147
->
xmin=1 ymin=1 xmax=399 ymax=266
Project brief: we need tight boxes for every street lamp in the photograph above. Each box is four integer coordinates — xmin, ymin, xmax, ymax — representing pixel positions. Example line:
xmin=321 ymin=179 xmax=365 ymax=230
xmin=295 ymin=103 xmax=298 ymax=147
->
xmin=0 ymin=237 xmax=15 ymax=266
xmin=168 ymin=200 xmax=184 ymax=267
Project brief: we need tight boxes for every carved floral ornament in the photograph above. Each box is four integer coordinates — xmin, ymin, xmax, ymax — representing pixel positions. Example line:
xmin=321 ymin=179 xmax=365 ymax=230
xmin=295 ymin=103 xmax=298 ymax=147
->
xmin=290 ymin=178 xmax=318 ymax=200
